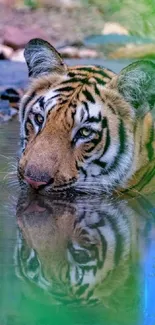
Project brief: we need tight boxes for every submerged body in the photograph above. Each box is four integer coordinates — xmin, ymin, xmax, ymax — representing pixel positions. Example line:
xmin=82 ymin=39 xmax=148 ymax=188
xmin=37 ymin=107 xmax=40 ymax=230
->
xmin=18 ymin=38 xmax=155 ymax=195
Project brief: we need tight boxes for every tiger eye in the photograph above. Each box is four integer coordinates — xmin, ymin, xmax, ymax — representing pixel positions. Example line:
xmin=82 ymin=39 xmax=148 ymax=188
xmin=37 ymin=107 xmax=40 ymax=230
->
xmin=34 ymin=113 xmax=44 ymax=126
xmin=80 ymin=128 xmax=92 ymax=137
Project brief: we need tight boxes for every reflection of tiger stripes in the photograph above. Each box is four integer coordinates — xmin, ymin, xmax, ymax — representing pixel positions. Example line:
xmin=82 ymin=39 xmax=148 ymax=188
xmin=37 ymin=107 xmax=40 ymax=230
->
xmin=15 ymin=197 xmax=136 ymax=305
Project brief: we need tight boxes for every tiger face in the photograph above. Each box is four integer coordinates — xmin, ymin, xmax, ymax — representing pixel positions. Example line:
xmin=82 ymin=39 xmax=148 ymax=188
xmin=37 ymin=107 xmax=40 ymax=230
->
xmin=18 ymin=38 xmax=155 ymax=194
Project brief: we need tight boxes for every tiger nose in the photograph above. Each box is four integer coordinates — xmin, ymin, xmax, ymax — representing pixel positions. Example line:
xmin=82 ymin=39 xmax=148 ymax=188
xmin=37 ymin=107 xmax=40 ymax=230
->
xmin=24 ymin=176 xmax=48 ymax=189
xmin=24 ymin=166 xmax=53 ymax=189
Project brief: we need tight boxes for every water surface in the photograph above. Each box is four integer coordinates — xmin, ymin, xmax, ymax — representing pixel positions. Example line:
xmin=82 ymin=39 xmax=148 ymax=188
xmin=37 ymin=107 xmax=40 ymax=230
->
xmin=0 ymin=119 xmax=155 ymax=325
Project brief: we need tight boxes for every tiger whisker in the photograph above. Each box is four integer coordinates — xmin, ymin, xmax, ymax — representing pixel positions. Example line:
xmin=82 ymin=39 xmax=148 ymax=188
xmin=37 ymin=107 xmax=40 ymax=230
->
xmin=3 ymin=172 xmax=17 ymax=181
xmin=0 ymin=154 xmax=12 ymax=160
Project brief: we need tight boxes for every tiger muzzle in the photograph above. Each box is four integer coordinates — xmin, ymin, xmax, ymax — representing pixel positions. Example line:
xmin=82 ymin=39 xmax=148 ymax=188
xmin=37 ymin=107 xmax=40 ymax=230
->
xmin=24 ymin=166 xmax=54 ymax=189
xmin=18 ymin=134 xmax=78 ymax=191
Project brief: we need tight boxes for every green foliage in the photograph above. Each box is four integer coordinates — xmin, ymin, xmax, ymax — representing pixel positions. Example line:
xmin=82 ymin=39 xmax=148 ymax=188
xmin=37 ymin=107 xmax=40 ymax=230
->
xmin=24 ymin=0 xmax=38 ymax=9
xmin=85 ymin=0 xmax=155 ymax=37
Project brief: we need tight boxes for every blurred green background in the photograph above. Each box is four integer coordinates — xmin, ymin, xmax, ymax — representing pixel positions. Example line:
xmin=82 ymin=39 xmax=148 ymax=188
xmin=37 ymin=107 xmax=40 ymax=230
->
xmin=85 ymin=0 xmax=155 ymax=37
xmin=21 ymin=0 xmax=155 ymax=37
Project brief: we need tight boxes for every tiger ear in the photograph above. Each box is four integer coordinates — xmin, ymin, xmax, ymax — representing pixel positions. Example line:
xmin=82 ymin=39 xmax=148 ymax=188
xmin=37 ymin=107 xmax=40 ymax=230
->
xmin=24 ymin=38 xmax=67 ymax=78
xmin=116 ymin=60 xmax=155 ymax=116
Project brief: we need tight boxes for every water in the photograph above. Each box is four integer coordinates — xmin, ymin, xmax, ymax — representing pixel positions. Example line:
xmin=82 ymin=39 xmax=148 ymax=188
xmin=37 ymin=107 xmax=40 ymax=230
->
xmin=0 ymin=119 xmax=155 ymax=325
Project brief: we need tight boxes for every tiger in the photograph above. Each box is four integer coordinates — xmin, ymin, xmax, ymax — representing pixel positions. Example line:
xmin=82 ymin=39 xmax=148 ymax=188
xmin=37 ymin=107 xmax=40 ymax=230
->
xmin=15 ymin=192 xmax=155 ymax=309
xmin=18 ymin=38 xmax=155 ymax=195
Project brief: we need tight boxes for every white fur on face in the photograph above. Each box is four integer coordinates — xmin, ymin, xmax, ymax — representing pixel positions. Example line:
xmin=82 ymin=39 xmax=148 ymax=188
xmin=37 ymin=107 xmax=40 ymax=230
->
xmin=74 ymin=101 xmax=102 ymax=126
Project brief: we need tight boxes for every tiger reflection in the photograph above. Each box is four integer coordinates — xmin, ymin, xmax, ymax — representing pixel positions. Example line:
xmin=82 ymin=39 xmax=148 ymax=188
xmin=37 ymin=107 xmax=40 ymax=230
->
xmin=15 ymin=193 xmax=141 ymax=305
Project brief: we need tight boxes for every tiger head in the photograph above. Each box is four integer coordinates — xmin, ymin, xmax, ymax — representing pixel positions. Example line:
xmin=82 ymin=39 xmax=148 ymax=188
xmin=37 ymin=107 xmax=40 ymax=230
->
xmin=18 ymin=38 xmax=155 ymax=194
xmin=16 ymin=193 xmax=137 ymax=306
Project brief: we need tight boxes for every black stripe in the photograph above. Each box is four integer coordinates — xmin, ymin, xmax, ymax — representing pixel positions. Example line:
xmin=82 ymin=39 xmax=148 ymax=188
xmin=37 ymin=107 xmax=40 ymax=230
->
xmin=56 ymin=86 xmax=74 ymax=92
xmin=22 ymin=91 xmax=36 ymax=119
xmin=69 ymin=102 xmax=77 ymax=108
xmin=118 ymin=119 xmax=126 ymax=154
xmin=82 ymin=89 xmax=95 ymax=103
xmin=102 ymin=119 xmax=126 ymax=175
xmin=93 ymin=160 xmax=107 ymax=169
xmin=46 ymin=104 xmax=57 ymax=118
xmin=80 ymin=167 xmax=88 ymax=181
xmin=94 ymin=84 xmax=100 ymax=96
xmin=114 ymin=233 xmax=123 ymax=265
xmin=108 ymin=104 xmax=116 ymax=115
xmin=82 ymin=101 xmax=89 ymax=116
xmin=84 ymin=132 xmax=102 ymax=154
xmin=90 ymin=218 xmax=105 ymax=228
xmin=20 ymin=136 xmax=27 ymax=148
xmin=148 ymin=94 xmax=155 ymax=110
xmin=102 ymin=117 xmax=107 ymax=129
xmin=94 ymin=77 xmax=107 ymax=85
xmin=68 ymin=72 xmax=76 ymax=77
xmin=45 ymin=94 xmax=60 ymax=108
xmin=78 ymin=210 xmax=87 ymax=223
xmin=38 ymin=96 xmax=45 ymax=110
xmin=28 ymin=95 xmax=43 ymax=113
xmin=84 ymin=114 xmax=101 ymax=124
xmin=61 ymin=78 xmax=79 ymax=84
xmin=75 ymin=161 xmax=79 ymax=171
xmin=93 ymin=265 xmax=97 ymax=276
xmin=60 ymin=78 xmax=89 ymax=85
xmin=80 ymin=229 xmax=89 ymax=236
xmin=96 ymin=228 xmax=107 ymax=268
xmin=85 ymin=117 xmax=108 ymax=157
xmin=25 ymin=118 xmax=33 ymax=136
xmin=76 ymin=284 xmax=89 ymax=296
xmin=102 ymin=125 xmax=110 ymax=156
xmin=132 ymin=165 xmax=155 ymax=191
xmin=60 ymin=99 xmax=69 ymax=105
xmin=105 ymin=213 xmax=123 ymax=266
xmin=75 ymin=67 xmax=112 ymax=78
xmin=146 ymin=124 xmax=154 ymax=161
xmin=85 ymin=117 xmax=108 ymax=161
xmin=87 ymin=298 xmax=99 ymax=305
xmin=80 ymin=108 xmax=85 ymax=122
xmin=139 ymin=167 xmax=155 ymax=190
xmin=87 ymin=289 xmax=94 ymax=299
xmin=71 ymin=109 xmax=76 ymax=121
